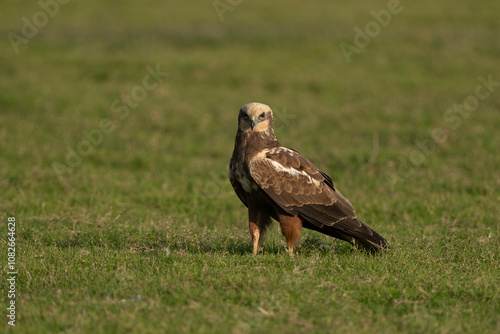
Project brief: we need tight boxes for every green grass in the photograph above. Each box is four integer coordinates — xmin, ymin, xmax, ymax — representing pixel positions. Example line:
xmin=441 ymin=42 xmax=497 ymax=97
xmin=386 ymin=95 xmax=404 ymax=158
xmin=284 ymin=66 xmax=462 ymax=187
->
xmin=1 ymin=0 xmax=499 ymax=333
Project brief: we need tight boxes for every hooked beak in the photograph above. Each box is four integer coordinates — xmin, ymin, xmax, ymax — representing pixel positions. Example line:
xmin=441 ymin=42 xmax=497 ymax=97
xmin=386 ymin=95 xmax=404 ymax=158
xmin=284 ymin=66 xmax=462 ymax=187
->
xmin=249 ymin=120 xmax=256 ymax=129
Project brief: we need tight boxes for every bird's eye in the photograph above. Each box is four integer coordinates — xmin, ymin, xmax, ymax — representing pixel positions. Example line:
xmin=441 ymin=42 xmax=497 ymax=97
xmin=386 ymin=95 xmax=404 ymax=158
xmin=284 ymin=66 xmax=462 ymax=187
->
xmin=242 ymin=114 xmax=249 ymax=120
xmin=259 ymin=112 xmax=266 ymax=119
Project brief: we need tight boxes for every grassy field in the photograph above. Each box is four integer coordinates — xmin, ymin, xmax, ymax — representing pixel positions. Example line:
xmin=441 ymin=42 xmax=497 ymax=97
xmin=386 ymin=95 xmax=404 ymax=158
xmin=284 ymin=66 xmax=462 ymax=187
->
xmin=1 ymin=0 xmax=499 ymax=333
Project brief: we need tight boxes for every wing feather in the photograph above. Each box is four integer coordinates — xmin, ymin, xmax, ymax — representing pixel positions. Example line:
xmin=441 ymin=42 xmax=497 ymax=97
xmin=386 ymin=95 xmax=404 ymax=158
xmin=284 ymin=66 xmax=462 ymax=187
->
xmin=249 ymin=147 xmax=387 ymax=251
xmin=249 ymin=148 xmax=355 ymax=221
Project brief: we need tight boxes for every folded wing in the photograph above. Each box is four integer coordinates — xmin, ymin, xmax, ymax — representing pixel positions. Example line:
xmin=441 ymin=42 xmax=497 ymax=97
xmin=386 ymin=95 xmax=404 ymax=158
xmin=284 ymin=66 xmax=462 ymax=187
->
xmin=249 ymin=147 xmax=387 ymax=251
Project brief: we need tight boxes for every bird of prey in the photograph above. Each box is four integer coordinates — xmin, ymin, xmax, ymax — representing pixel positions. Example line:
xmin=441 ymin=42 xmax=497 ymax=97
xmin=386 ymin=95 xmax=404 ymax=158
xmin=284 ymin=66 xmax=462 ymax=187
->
xmin=229 ymin=102 xmax=388 ymax=254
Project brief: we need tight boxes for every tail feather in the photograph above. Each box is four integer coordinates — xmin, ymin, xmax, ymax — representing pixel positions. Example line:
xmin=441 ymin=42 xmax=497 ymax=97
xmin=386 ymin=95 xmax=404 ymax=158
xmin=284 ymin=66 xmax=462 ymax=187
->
xmin=302 ymin=217 xmax=388 ymax=252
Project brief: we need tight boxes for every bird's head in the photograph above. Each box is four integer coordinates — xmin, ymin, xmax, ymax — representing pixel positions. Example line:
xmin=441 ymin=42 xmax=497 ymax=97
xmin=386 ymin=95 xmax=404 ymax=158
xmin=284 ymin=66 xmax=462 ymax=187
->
xmin=238 ymin=102 xmax=273 ymax=133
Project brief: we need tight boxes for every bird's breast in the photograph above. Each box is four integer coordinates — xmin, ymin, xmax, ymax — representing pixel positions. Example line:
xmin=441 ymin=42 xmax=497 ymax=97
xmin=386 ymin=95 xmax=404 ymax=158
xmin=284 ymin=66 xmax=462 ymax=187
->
xmin=234 ymin=162 xmax=259 ymax=193
xmin=230 ymin=152 xmax=260 ymax=194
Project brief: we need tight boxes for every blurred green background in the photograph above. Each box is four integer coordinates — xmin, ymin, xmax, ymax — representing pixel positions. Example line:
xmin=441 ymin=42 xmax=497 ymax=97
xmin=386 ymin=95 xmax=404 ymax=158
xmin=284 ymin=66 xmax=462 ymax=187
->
xmin=1 ymin=0 xmax=499 ymax=333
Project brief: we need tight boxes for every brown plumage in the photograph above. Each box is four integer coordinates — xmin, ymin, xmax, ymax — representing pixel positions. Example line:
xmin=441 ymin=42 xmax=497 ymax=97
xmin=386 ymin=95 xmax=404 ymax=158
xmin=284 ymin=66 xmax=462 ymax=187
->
xmin=229 ymin=102 xmax=388 ymax=254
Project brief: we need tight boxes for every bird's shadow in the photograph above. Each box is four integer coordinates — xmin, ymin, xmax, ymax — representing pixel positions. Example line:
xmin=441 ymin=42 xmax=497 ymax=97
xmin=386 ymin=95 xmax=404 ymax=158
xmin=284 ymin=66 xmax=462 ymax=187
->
xmin=45 ymin=229 xmax=382 ymax=257
xmin=164 ymin=235 xmax=361 ymax=257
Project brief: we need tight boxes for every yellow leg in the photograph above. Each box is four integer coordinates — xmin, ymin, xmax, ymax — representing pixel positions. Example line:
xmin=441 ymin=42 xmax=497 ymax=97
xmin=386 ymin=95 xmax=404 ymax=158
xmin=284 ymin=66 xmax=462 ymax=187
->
xmin=248 ymin=206 xmax=270 ymax=255
xmin=249 ymin=221 xmax=261 ymax=255
xmin=252 ymin=229 xmax=260 ymax=255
